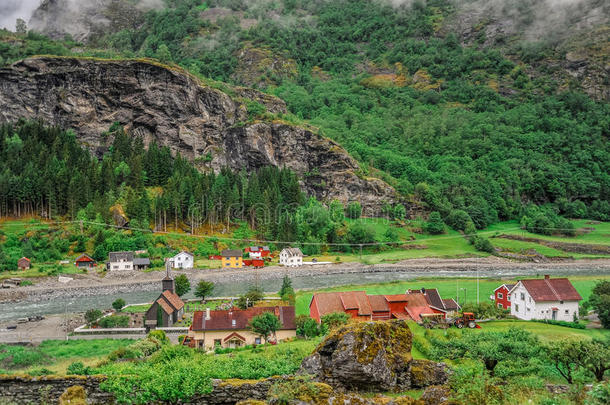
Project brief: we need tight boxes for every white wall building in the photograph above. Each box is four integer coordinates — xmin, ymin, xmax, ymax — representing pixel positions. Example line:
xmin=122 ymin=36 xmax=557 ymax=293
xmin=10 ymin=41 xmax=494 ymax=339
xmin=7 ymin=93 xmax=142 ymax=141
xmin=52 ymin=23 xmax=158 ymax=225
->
xmin=171 ymin=251 xmax=194 ymax=269
xmin=279 ymin=247 xmax=303 ymax=267
xmin=107 ymin=251 xmax=134 ymax=271
xmin=508 ymin=275 xmax=582 ymax=322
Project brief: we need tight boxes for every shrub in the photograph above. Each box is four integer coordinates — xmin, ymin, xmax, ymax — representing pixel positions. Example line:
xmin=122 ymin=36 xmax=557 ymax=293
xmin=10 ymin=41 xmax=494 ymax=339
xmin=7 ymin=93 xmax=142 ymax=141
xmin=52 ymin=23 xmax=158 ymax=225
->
xmin=321 ymin=312 xmax=350 ymax=330
xmin=532 ymin=319 xmax=585 ymax=329
xmin=148 ymin=330 xmax=169 ymax=344
xmin=425 ymin=211 xmax=445 ymax=234
xmin=473 ymin=236 xmax=495 ymax=253
xmin=346 ymin=201 xmax=362 ymax=219
xmin=446 ymin=210 xmax=473 ymax=231
xmin=85 ymin=309 xmax=102 ymax=325
xmin=112 ymin=298 xmax=126 ymax=312
xmin=99 ymin=315 xmax=130 ymax=328
xmin=67 ymin=361 xmax=91 ymax=375
xmin=461 ymin=302 xmax=508 ymax=319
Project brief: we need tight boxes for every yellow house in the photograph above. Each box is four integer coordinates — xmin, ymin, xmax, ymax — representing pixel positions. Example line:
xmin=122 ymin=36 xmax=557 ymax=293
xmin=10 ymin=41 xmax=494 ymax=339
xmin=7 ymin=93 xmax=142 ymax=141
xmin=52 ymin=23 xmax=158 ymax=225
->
xmin=221 ymin=249 xmax=243 ymax=268
xmin=184 ymin=306 xmax=297 ymax=350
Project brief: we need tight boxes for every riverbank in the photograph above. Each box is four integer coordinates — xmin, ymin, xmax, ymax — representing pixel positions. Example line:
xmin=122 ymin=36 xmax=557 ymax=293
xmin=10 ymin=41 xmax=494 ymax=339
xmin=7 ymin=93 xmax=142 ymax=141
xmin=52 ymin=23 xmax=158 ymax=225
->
xmin=2 ymin=257 xmax=610 ymax=305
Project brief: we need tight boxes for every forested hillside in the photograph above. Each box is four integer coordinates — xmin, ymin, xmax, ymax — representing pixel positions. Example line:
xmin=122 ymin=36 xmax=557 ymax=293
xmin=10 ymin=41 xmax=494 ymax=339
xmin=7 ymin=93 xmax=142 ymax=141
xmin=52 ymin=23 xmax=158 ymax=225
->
xmin=0 ymin=0 xmax=609 ymax=231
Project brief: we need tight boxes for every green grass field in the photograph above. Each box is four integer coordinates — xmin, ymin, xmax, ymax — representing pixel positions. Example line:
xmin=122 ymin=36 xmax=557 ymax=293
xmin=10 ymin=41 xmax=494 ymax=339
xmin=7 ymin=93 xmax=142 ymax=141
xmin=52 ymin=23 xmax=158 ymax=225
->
xmin=0 ymin=339 xmax=134 ymax=374
xmin=294 ymin=275 xmax=610 ymax=315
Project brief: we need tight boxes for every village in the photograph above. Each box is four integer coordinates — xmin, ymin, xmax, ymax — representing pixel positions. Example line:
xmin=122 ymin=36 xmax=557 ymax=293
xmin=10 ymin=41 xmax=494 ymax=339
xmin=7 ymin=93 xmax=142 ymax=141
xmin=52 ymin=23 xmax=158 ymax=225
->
xmin=2 ymin=245 xmax=591 ymax=349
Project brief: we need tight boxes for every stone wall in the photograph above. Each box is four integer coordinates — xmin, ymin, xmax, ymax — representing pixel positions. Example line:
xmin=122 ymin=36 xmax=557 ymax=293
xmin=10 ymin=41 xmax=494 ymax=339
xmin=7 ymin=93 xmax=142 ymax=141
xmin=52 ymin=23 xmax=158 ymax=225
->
xmin=0 ymin=375 xmax=280 ymax=405
xmin=0 ymin=375 xmax=113 ymax=404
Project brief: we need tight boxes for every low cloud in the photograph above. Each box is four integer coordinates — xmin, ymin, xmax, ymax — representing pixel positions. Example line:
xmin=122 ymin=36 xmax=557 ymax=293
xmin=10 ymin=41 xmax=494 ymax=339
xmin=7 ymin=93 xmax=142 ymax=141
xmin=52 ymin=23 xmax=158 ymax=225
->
xmin=0 ymin=0 xmax=41 ymax=30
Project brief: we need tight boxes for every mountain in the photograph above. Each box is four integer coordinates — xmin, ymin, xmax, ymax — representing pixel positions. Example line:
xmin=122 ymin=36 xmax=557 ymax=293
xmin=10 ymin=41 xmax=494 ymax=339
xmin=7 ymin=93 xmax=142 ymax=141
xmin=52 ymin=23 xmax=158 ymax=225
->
xmin=1 ymin=0 xmax=608 ymax=226
xmin=0 ymin=56 xmax=396 ymax=212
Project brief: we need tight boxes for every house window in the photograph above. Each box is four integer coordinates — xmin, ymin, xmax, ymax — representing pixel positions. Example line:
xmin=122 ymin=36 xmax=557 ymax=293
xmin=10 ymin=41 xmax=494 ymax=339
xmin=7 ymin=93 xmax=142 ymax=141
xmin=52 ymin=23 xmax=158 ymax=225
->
xmin=255 ymin=337 xmax=261 ymax=344
xmin=231 ymin=319 xmax=236 ymax=326
xmin=515 ymin=304 xmax=519 ymax=312
xmin=527 ymin=307 xmax=530 ymax=311
xmin=507 ymin=295 xmax=511 ymax=301
xmin=560 ymin=301 xmax=564 ymax=304
xmin=565 ymin=309 xmax=569 ymax=314
xmin=497 ymin=303 xmax=503 ymax=308
xmin=125 ymin=265 xmax=131 ymax=269
xmin=498 ymin=293 xmax=503 ymax=299
xmin=520 ymin=293 xmax=525 ymax=301
xmin=113 ymin=265 xmax=118 ymax=269
xmin=528 ymin=297 xmax=531 ymax=303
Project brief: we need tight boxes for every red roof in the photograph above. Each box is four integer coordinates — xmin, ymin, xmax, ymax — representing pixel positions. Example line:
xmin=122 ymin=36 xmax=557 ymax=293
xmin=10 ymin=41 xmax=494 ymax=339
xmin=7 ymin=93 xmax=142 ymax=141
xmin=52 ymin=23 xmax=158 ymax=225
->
xmin=520 ymin=278 xmax=582 ymax=302
xmin=192 ymin=306 xmax=296 ymax=331
xmin=75 ymin=254 xmax=95 ymax=263
xmin=156 ymin=298 xmax=174 ymax=315
xmin=368 ymin=295 xmax=390 ymax=312
xmin=19 ymin=257 xmax=30 ymax=262
xmin=161 ymin=290 xmax=185 ymax=311
xmin=384 ymin=294 xmax=409 ymax=303
xmin=312 ymin=291 xmax=372 ymax=316
xmin=404 ymin=292 xmax=435 ymax=322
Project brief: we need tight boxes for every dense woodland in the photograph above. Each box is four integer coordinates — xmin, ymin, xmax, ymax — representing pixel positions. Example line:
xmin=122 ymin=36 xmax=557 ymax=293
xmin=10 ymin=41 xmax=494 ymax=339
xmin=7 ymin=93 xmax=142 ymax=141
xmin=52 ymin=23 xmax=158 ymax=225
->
xmin=0 ymin=0 xmax=609 ymax=241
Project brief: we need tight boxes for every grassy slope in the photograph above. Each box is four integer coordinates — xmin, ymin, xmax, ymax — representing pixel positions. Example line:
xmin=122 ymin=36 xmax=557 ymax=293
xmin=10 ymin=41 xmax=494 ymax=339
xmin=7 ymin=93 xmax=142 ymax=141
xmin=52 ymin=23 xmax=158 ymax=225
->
xmin=1 ymin=218 xmax=608 ymax=278
xmin=294 ymin=275 xmax=610 ymax=315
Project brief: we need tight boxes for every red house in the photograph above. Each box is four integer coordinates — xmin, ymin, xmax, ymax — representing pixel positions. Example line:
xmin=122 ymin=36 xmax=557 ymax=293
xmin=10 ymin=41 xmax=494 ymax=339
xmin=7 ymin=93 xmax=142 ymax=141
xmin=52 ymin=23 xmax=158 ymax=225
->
xmin=492 ymin=284 xmax=515 ymax=310
xmin=245 ymin=246 xmax=271 ymax=259
xmin=75 ymin=254 xmax=96 ymax=269
xmin=309 ymin=291 xmax=436 ymax=323
xmin=17 ymin=257 xmax=30 ymax=270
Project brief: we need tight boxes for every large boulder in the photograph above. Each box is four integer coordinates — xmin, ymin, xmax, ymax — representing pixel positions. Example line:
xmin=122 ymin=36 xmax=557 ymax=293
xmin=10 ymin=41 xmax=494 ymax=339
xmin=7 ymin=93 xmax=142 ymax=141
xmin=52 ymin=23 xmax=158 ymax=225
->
xmin=301 ymin=320 xmax=447 ymax=392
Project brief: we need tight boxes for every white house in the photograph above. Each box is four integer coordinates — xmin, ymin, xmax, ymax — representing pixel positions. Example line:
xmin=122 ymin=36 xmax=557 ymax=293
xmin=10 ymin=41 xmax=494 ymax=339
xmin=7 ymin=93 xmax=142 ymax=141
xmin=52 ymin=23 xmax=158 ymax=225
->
xmin=279 ymin=247 xmax=303 ymax=267
xmin=107 ymin=251 xmax=150 ymax=271
xmin=107 ymin=251 xmax=134 ymax=271
xmin=171 ymin=251 xmax=194 ymax=269
xmin=508 ymin=275 xmax=582 ymax=321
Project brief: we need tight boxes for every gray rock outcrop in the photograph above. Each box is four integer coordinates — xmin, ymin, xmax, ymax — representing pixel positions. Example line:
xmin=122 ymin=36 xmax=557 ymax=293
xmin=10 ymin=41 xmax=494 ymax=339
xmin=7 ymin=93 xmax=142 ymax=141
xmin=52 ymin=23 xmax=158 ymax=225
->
xmin=0 ymin=57 xmax=397 ymax=211
xmin=300 ymin=320 xmax=448 ymax=391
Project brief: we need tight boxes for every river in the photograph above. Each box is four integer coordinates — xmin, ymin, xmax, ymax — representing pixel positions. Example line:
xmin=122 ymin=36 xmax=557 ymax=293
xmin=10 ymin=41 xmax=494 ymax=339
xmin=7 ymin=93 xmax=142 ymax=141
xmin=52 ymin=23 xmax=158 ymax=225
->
xmin=1 ymin=266 xmax=607 ymax=322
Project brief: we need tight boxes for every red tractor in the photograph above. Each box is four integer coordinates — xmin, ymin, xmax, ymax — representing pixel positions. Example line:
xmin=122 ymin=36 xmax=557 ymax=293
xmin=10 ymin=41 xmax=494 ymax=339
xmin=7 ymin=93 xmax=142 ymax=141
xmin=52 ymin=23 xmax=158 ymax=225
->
xmin=453 ymin=312 xmax=481 ymax=329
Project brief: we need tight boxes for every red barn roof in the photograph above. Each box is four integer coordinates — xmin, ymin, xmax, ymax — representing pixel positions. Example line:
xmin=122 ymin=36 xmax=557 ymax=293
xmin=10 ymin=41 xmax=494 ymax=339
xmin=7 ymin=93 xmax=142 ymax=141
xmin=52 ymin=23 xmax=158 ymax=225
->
xmin=75 ymin=254 xmax=95 ymax=263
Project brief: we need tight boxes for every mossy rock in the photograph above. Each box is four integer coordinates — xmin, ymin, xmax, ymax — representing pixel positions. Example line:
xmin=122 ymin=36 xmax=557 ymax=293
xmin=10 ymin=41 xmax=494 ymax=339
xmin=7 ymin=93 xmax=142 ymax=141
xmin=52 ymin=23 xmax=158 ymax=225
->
xmin=58 ymin=385 xmax=86 ymax=405
xmin=301 ymin=320 xmax=413 ymax=391
xmin=409 ymin=360 xmax=449 ymax=388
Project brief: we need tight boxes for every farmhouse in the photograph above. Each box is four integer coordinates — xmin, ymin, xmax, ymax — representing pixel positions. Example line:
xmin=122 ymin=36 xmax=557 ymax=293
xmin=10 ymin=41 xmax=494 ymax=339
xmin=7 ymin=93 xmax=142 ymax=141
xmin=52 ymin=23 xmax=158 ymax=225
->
xmin=185 ymin=306 xmax=296 ymax=349
xmin=309 ymin=291 xmax=437 ymax=323
xmin=106 ymin=252 xmax=150 ymax=271
xmin=508 ymin=275 xmax=582 ymax=321
xmin=221 ymin=249 xmax=243 ymax=268
xmin=492 ymin=283 xmax=515 ymax=310
xmin=74 ymin=254 xmax=95 ymax=269
xmin=171 ymin=251 xmax=194 ymax=269
xmin=17 ymin=257 xmax=30 ymax=270
xmin=245 ymin=246 xmax=270 ymax=259
xmin=145 ymin=263 xmax=185 ymax=328
xmin=279 ymin=247 xmax=303 ymax=267
xmin=411 ymin=288 xmax=461 ymax=316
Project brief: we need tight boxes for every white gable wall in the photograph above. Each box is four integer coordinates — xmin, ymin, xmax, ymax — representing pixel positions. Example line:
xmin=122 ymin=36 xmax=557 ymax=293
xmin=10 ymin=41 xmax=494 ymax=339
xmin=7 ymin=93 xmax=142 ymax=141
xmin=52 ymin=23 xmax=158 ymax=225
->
xmin=509 ymin=282 xmax=579 ymax=321
xmin=172 ymin=252 xmax=194 ymax=269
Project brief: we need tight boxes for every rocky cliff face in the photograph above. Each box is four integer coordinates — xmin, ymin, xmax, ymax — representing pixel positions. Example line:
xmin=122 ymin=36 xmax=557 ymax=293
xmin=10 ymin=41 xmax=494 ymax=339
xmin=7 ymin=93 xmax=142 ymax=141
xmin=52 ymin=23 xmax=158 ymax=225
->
xmin=0 ymin=56 xmax=396 ymax=211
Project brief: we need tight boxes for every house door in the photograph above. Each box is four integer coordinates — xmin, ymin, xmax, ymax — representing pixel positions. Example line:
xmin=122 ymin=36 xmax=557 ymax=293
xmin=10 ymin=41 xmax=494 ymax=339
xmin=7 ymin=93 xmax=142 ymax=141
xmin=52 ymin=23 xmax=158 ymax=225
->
xmin=552 ymin=309 xmax=557 ymax=320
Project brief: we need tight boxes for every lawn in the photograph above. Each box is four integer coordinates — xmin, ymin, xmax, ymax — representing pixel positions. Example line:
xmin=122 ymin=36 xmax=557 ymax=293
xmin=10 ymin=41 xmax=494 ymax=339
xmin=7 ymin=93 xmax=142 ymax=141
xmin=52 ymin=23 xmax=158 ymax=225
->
xmin=0 ymin=339 xmax=134 ymax=374
xmin=295 ymin=275 xmax=610 ymax=315
xmin=486 ymin=220 xmax=610 ymax=245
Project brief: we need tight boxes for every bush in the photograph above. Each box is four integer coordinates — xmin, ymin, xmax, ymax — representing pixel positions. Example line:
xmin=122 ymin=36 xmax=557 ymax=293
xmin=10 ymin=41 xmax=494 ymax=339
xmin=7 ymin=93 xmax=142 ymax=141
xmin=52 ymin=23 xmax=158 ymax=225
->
xmin=425 ymin=211 xmax=445 ymax=234
xmin=148 ymin=330 xmax=169 ymax=344
xmin=321 ymin=312 xmax=350 ymax=330
xmin=67 ymin=361 xmax=91 ymax=375
xmin=346 ymin=202 xmax=362 ymax=219
xmin=473 ymin=236 xmax=495 ymax=253
xmin=98 ymin=315 xmax=130 ymax=328
xmin=461 ymin=302 xmax=508 ymax=319
xmin=532 ymin=319 xmax=585 ymax=329
xmin=85 ymin=309 xmax=102 ymax=325
xmin=446 ymin=210 xmax=473 ymax=231
xmin=112 ymin=298 xmax=126 ymax=312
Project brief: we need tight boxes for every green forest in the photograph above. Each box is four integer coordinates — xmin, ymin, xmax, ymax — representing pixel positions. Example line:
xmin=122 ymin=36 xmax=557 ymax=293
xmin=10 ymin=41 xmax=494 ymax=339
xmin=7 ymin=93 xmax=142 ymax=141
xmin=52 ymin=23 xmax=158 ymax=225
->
xmin=0 ymin=0 xmax=609 ymax=247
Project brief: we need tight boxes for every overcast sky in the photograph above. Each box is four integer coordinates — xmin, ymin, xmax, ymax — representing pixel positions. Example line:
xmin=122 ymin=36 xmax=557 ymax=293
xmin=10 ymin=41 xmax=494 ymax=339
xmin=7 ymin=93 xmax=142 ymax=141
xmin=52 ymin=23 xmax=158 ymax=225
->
xmin=0 ymin=0 xmax=41 ymax=31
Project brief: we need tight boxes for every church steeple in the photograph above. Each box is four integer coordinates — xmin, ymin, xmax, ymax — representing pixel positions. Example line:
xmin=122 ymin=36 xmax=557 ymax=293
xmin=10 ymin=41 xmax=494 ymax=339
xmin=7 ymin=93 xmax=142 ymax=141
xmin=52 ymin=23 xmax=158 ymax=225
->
xmin=162 ymin=259 xmax=175 ymax=293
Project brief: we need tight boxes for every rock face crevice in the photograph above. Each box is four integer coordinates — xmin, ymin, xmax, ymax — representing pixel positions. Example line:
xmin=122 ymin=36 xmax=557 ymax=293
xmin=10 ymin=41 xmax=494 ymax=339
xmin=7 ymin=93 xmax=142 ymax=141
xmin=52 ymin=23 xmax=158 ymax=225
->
xmin=0 ymin=57 xmax=397 ymax=211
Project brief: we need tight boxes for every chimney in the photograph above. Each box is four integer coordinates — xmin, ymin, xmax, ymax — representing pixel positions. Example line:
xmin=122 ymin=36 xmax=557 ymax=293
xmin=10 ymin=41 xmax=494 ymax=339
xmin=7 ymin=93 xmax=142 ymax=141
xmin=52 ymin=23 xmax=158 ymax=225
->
xmin=205 ymin=308 xmax=211 ymax=320
xmin=544 ymin=275 xmax=550 ymax=280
